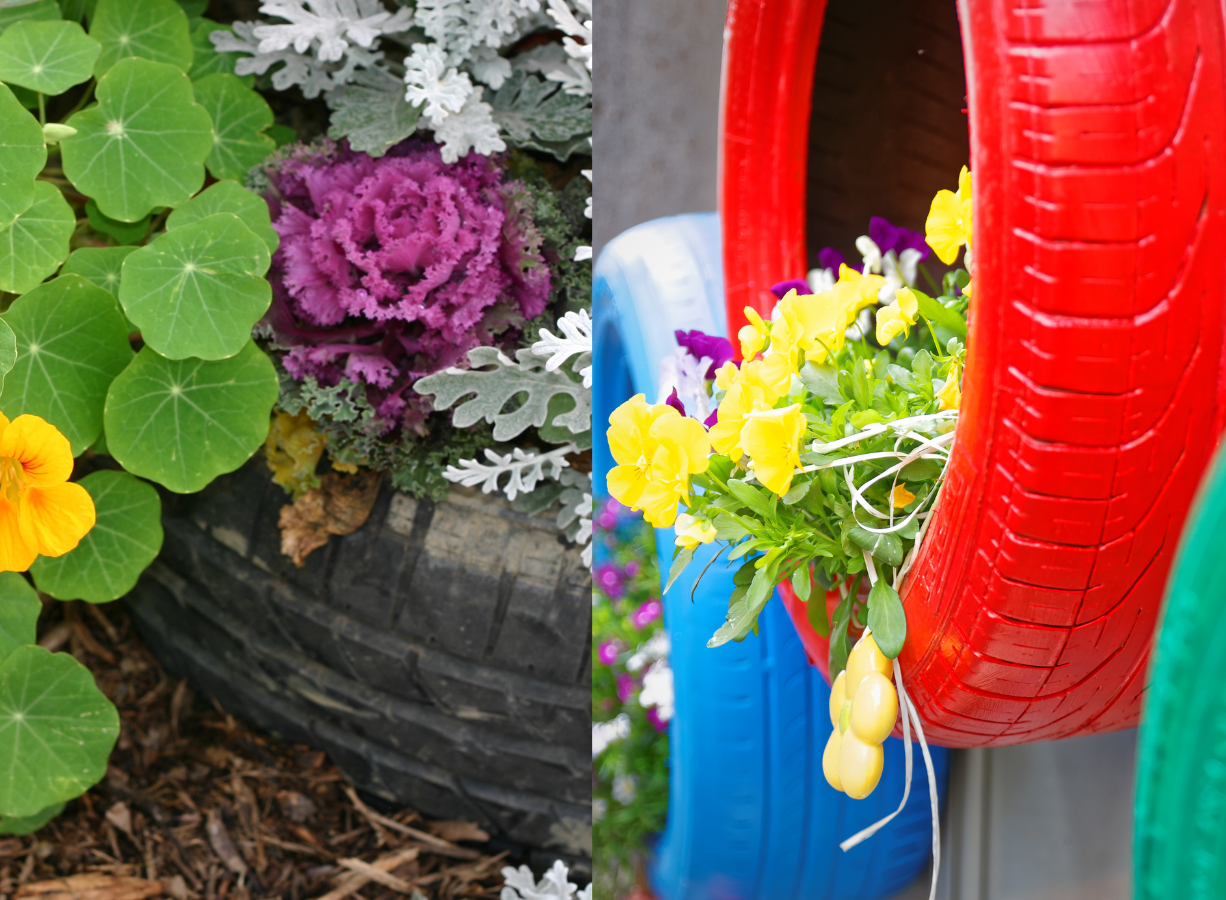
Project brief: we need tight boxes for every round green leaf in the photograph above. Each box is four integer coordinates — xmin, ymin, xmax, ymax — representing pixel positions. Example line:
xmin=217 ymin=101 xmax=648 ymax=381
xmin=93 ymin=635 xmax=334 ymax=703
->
xmin=167 ymin=179 xmax=278 ymax=254
xmin=85 ymin=198 xmax=153 ymax=245
xmin=104 ymin=340 xmax=279 ymax=493
xmin=0 ymin=802 xmax=64 ymax=835
xmin=192 ymin=73 xmax=275 ymax=182
xmin=0 ymin=645 xmax=119 ymax=818
xmin=60 ymin=245 xmax=136 ymax=299
xmin=0 ymin=84 xmax=45 ymax=230
xmin=31 ymin=470 xmax=163 ymax=603
xmin=88 ymin=0 xmax=191 ymax=76
xmin=0 ymin=572 xmax=39 ymax=663
xmin=61 ymin=57 xmax=213 ymax=222
xmin=119 ymin=213 xmax=270 ymax=360
xmin=0 ymin=20 xmax=101 ymax=94
xmin=0 ymin=318 xmax=16 ymax=394
xmin=0 ymin=274 xmax=135 ymax=454
xmin=0 ymin=1 xmax=59 ymax=34
xmin=0 ymin=180 xmax=73 ymax=294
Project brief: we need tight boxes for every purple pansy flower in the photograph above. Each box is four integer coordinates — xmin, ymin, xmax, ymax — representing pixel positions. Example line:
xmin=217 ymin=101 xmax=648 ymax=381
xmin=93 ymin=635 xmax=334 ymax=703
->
xmin=817 ymin=247 xmax=847 ymax=272
xmin=674 ymin=329 xmax=735 ymax=379
xmin=869 ymin=216 xmax=930 ymax=262
xmin=631 ymin=599 xmax=662 ymax=629
xmin=769 ymin=278 xmax=812 ymax=299
xmin=664 ymin=387 xmax=686 ymax=416
xmin=704 ymin=407 xmax=719 ymax=428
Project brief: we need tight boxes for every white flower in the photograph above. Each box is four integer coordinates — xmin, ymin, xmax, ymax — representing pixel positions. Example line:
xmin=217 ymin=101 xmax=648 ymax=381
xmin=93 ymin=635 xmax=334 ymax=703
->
xmin=430 ymin=93 xmax=507 ymax=162
xmin=625 ymin=631 xmax=670 ymax=672
xmin=404 ymin=42 xmax=473 ymax=120
xmin=501 ymin=860 xmax=590 ymax=900
xmin=877 ymin=247 xmax=924 ymax=304
xmin=592 ymin=798 xmax=607 ymax=822
xmin=611 ymin=774 xmax=638 ymax=806
xmin=807 ymin=266 xmax=836 ymax=293
xmin=639 ymin=659 xmax=674 ymax=721
xmin=574 ymin=246 xmax=592 ymax=262
xmin=856 ymin=234 xmax=882 ymax=274
xmin=657 ymin=345 xmax=713 ymax=422
xmin=592 ymin=714 xmax=630 ymax=758
xmin=253 ymin=0 xmax=412 ymax=61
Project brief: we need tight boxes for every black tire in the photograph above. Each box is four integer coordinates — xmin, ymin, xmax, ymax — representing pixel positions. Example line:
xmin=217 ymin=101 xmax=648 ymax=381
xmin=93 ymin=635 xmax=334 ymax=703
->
xmin=125 ymin=460 xmax=592 ymax=866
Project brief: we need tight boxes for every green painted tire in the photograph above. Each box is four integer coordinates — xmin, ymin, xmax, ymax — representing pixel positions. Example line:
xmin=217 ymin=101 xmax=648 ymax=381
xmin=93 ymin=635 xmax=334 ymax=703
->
xmin=1135 ymin=441 xmax=1226 ymax=897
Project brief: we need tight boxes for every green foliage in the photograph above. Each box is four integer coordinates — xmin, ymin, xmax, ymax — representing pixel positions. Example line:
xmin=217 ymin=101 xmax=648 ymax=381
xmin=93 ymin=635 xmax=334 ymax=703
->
xmin=0 ymin=645 xmax=120 ymax=818
xmin=31 ymin=470 xmax=163 ymax=602
xmin=62 ymin=57 xmax=213 ymax=221
xmin=487 ymin=70 xmax=592 ymax=162
xmin=326 ymin=67 xmax=422 ymax=158
xmin=193 ymin=72 xmax=276 ymax=181
xmin=0 ymin=18 xmax=98 ymax=94
xmin=105 ymin=341 xmax=279 ymax=493
xmin=0 ymin=275 xmax=133 ymax=454
xmin=0 ymin=0 xmax=282 ymax=837
xmin=119 ymin=212 xmax=271 ymax=360
xmin=188 ymin=18 xmax=253 ymax=83
xmin=88 ymin=0 xmax=191 ymax=75
xmin=0 ymin=180 xmax=75 ymax=292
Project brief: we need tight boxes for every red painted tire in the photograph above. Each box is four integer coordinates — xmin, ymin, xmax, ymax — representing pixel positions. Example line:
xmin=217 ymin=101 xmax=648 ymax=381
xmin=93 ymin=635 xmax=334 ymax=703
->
xmin=722 ymin=0 xmax=1226 ymax=746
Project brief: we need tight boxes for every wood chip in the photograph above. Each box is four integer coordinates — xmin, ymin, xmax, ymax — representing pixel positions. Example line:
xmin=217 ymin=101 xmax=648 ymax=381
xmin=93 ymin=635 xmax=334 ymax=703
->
xmin=313 ymin=848 xmax=419 ymax=900
xmin=422 ymin=822 xmax=489 ymax=844
xmin=336 ymin=858 xmax=413 ymax=893
xmin=204 ymin=810 xmax=246 ymax=876
xmin=341 ymin=788 xmax=479 ymax=860
xmin=15 ymin=874 xmax=165 ymax=900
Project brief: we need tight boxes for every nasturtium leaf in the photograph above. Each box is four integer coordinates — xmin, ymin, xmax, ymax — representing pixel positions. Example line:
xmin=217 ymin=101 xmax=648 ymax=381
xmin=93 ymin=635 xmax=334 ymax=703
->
xmin=89 ymin=0 xmax=192 ymax=76
xmin=0 ymin=84 xmax=44 ymax=230
xmin=61 ymin=58 xmax=213 ymax=222
xmin=327 ymin=68 xmax=421 ymax=158
xmin=192 ymin=73 xmax=275 ymax=182
xmin=119 ymin=213 xmax=271 ymax=360
xmin=104 ymin=341 xmax=279 ymax=493
xmin=0 ymin=645 xmax=119 ymax=818
xmin=0 ymin=275 xmax=135 ymax=454
xmin=85 ymin=198 xmax=151 ymax=245
xmin=167 ymin=178 xmax=277 ymax=253
xmin=0 ymin=319 xmax=15 ymax=394
xmin=59 ymin=245 xmax=135 ymax=298
xmin=32 ymin=470 xmax=163 ymax=603
xmin=0 ymin=802 xmax=64 ymax=836
xmin=177 ymin=0 xmax=206 ymax=15
xmin=0 ymin=20 xmax=101 ymax=95
xmin=0 ymin=0 xmax=58 ymax=33
xmin=187 ymin=18 xmax=252 ymax=84
xmin=0 ymin=572 xmax=39 ymax=663
xmin=266 ymin=123 xmax=296 ymax=148
xmin=0 ymin=180 xmax=73 ymax=293
xmin=56 ymin=0 xmax=95 ymax=22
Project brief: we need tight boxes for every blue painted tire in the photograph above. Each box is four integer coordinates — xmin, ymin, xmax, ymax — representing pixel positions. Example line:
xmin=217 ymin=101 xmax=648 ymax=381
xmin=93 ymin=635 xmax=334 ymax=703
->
xmin=594 ymin=214 xmax=949 ymax=900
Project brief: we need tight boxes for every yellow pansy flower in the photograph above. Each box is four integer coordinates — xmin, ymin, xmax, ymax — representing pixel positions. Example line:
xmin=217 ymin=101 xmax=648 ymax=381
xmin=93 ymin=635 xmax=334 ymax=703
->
xmin=926 ymin=166 xmax=973 ymax=264
xmin=674 ymin=512 xmax=717 ymax=549
xmin=605 ymin=394 xmax=675 ymax=509
xmin=837 ymin=264 xmax=888 ymax=318
xmin=714 ymin=360 xmax=740 ymax=391
xmin=963 ymin=279 xmax=973 ymax=301
xmin=741 ymin=405 xmax=805 ymax=497
xmin=891 ymin=484 xmax=916 ymax=508
xmin=738 ymin=307 xmax=769 ymax=360
xmin=778 ymin=289 xmax=843 ymax=363
xmin=937 ymin=361 xmax=962 ymax=411
xmin=708 ymin=378 xmax=771 ymax=459
xmin=635 ymin=415 xmax=712 ymax=527
xmin=875 ymin=286 xmax=919 ymax=345
xmin=0 ymin=413 xmax=96 ymax=572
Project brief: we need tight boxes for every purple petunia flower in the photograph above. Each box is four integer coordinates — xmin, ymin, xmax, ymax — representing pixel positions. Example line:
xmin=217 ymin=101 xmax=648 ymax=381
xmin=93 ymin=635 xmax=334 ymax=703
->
xmin=616 ymin=673 xmax=637 ymax=703
xmin=597 ymin=640 xmax=621 ymax=666
xmin=674 ymin=329 xmax=735 ymax=380
xmin=817 ymin=247 xmax=847 ymax=272
xmin=631 ymin=599 xmax=662 ymax=629
xmin=595 ymin=563 xmax=626 ymax=598
xmin=261 ymin=139 xmax=551 ymax=432
xmin=769 ymin=279 xmax=812 ymax=299
xmin=645 ymin=706 xmax=669 ymax=733
xmin=624 ymin=559 xmax=640 ymax=577
xmin=869 ymin=216 xmax=930 ymax=262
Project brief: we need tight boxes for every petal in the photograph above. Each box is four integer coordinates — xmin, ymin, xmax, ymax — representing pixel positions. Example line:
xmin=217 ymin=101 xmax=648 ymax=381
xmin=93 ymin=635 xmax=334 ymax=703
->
xmin=606 ymin=464 xmax=647 ymax=508
xmin=22 ymin=482 xmax=96 ymax=558
xmin=0 ymin=415 xmax=73 ymax=487
xmin=897 ymin=287 xmax=919 ymax=323
xmin=637 ymin=480 xmax=680 ymax=528
xmin=651 ymin=416 xmax=711 ymax=474
xmin=0 ymin=496 xmax=35 ymax=572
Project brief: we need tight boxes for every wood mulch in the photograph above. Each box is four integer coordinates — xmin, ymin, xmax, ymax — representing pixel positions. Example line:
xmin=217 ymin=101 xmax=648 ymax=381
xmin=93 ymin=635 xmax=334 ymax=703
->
xmin=0 ymin=600 xmax=512 ymax=900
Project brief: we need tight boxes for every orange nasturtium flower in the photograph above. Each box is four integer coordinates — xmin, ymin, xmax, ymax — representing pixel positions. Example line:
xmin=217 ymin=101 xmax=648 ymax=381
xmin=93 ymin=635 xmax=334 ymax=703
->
xmin=0 ymin=413 xmax=96 ymax=572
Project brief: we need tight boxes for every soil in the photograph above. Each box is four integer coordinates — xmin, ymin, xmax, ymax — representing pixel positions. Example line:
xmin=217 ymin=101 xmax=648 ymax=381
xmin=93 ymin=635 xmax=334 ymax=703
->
xmin=0 ymin=599 xmax=515 ymax=900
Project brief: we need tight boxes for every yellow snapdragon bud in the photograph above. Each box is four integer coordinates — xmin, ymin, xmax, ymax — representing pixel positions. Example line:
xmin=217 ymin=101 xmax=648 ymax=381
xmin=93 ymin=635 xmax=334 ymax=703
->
xmin=839 ymin=729 xmax=884 ymax=799
xmin=850 ymin=670 xmax=899 ymax=745
xmin=829 ymin=670 xmax=847 ymax=727
xmin=823 ymin=729 xmax=844 ymax=792
xmin=845 ymin=631 xmax=892 ymax=696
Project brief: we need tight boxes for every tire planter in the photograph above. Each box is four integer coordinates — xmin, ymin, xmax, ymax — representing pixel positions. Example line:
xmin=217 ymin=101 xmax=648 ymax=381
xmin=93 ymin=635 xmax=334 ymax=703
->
xmin=125 ymin=460 xmax=592 ymax=865
xmin=1133 ymin=442 xmax=1226 ymax=898
xmin=594 ymin=214 xmax=949 ymax=900
xmin=723 ymin=0 xmax=1226 ymax=746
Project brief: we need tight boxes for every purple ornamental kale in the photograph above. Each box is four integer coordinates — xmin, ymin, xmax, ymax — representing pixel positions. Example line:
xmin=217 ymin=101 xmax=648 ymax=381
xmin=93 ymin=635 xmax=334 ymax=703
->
xmin=262 ymin=139 xmax=551 ymax=430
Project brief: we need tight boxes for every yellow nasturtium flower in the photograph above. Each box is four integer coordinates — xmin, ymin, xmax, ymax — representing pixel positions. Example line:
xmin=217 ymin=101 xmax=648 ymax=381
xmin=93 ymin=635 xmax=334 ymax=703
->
xmin=738 ymin=307 xmax=769 ymax=360
xmin=0 ymin=413 xmax=96 ymax=572
xmin=740 ymin=404 xmax=805 ymax=497
xmin=926 ymin=166 xmax=973 ymax=264
xmin=674 ymin=512 xmax=717 ymax=549
xmin=875 ymin=286 xmax=919 ymax=345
